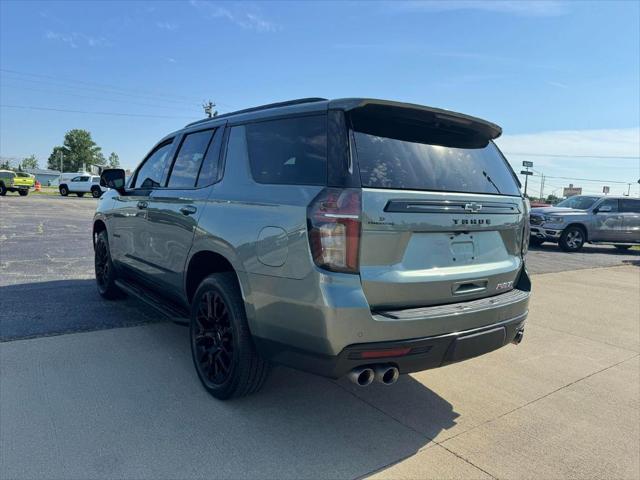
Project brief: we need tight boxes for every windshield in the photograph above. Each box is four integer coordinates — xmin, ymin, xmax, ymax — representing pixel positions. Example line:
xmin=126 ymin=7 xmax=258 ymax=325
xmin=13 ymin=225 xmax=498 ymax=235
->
xmin=352 ymin=132 xmax=521 ymax=196
xmin=556 ymin=196 xmax=599 ymax=210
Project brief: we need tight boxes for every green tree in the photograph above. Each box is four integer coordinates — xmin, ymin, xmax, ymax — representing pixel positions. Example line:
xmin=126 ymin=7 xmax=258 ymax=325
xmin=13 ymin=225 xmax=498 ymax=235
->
xmin=0 ymin=159 xmax=11 ymax=170
xmin=20 ymin=154 xmax=39 ymax=170
xmin=107 ymin=152 xmax=120 ymax=168
xmin=46 ymin=129 xmax=103 ymax=172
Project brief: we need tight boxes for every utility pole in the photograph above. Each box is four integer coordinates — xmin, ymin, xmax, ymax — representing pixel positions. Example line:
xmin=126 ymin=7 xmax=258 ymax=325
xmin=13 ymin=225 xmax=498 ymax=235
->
xmin=539 ymin=173 xmax=545 ymax=201
xmin=59 ymin=151 xmax=64 ymax=173
xmin=202 ymin=100 xmax=218 ymax=118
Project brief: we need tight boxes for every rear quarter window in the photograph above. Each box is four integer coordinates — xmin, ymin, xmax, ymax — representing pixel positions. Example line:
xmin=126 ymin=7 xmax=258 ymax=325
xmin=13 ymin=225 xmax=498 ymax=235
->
xmin=245 ymin=115 xmax=327 ymax=185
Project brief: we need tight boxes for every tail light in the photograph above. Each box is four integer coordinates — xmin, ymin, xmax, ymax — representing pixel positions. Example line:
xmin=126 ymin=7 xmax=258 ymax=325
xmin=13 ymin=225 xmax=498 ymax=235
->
xmin=522 ymin=197 xmax=531 ymax=256
xmin=307 ymin=188 xmax=361 ymax=273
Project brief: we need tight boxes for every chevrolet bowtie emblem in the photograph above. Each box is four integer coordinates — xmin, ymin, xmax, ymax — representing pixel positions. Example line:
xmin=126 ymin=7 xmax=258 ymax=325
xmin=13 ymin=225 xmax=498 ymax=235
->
xmin=464 ymin=202 xmax=483 ymax=213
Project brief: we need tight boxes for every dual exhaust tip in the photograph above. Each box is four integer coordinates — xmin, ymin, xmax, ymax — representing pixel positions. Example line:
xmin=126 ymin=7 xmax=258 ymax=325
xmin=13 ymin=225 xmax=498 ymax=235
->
xmin=348 ymin=365 xmax=399 ymax=387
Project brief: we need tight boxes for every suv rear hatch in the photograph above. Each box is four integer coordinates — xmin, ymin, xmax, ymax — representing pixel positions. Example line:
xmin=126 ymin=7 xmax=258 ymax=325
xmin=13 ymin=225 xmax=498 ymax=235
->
xmin=345 ymin=101 xmax=526 ymax=310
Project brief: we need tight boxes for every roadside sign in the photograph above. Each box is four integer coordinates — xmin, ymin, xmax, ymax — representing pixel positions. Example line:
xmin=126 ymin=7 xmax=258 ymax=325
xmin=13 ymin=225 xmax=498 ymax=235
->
xmin=603 ymin=186 xmax=610 ymax=194
xmin=520 ymin=170 xmax=533 ymax=176
xmin=563 ymin=186 xmax=582 ymax=197
xmin=522 ymin=161 xmax=534 ymax=167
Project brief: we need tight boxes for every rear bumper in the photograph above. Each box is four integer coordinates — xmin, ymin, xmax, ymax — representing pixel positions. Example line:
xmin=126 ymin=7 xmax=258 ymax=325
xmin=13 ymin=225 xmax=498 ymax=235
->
xmin=255 ymin=311 xmax=527 ymax=379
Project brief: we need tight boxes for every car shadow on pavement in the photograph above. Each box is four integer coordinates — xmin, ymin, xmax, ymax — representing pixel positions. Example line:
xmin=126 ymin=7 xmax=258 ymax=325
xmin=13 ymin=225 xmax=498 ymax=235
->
xmin=0 ymin=279 xmax=164 ymax=341
xmin=1 ymin=279 xmax=460 ymax=479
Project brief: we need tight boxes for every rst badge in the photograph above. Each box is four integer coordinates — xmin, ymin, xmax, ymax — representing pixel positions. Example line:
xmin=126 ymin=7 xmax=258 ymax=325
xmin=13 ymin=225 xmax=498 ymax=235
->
xmin=496 ymin=281 xmax=513 ymax=291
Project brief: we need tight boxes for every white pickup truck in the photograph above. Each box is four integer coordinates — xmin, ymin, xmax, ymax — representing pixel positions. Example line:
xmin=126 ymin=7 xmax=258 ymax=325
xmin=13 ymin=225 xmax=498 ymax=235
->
xmin=58 ymin=173 xmax=106 ymax=198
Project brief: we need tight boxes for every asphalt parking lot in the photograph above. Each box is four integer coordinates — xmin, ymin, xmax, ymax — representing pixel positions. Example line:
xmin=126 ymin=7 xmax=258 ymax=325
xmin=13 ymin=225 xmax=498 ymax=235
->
xmin=1 ymin=195 xmax=639 ymax=479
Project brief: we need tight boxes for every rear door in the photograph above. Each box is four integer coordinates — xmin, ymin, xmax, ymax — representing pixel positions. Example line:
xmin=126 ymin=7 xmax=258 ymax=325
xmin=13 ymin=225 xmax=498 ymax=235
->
xmin=592 ymin=198 xmax=625 ymax=241
xmin=620 ymin=198 xmax=640 ymax=242
xmin=146 ymin=126 xmax=225 ymax=291
xmin=350 ymin=112 xmax=525 ymax=310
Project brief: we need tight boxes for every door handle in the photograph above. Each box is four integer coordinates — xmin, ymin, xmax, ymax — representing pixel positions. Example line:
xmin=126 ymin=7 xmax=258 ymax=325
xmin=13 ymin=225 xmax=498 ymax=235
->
xmin=180 ymin=205 xmax=197 ymax=216
xmin=137 ymin=201 xmax=148 ymax=209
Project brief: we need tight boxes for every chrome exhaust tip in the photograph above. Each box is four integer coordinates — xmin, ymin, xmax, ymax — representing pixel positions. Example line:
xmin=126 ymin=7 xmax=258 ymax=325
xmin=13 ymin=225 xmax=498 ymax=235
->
xmin=374 ymin=365 xmax=400 ymax=385
xmin=348 ymin=367 xmax=375 ymax=387
xmin=512 ymin=328 xmax=525 ymax=345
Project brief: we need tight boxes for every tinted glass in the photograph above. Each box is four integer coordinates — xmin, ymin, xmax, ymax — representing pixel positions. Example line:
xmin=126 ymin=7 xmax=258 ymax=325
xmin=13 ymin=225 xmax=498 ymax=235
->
xmin=353 ymin=132 xmax=520 ymax=195
xmin=134 ymin=142 xmax=173 ymax=188
xmin=245 ymin=115 xmax=327 ymax=185
xmin=598 ymin=198 xmax=619 ymax=212
xmin=621 ymin=198 xmax=640 ymax=213
xmin=196 ymin=128 xmax=224 ymax=187
xmin=168 ymin=130 xmax=214 ymax=188
xmin=556 ymin=196 xmax=599 ymax=210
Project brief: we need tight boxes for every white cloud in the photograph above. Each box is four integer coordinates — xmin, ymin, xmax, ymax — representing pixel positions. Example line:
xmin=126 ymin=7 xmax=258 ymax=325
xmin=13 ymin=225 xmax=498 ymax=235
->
xmin=496 ymin=128 xmax=640 ymax=195
xmin=45 ymin=31 xmax=110 ymax=48
xmin=189 ymin=0 xmax=280 ymax=32
xmin=387 ymin=1 xmax=569 ymax=17
xmin=156 ymin=21 xmax=178 ymax=31
xmin=497 ymin=127 xmax=640 ymax=160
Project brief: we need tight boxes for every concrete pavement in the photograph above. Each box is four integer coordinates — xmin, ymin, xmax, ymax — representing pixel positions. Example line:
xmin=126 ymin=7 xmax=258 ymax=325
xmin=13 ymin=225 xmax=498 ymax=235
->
xmin=1 ymin=265 xmax=638 ymax=479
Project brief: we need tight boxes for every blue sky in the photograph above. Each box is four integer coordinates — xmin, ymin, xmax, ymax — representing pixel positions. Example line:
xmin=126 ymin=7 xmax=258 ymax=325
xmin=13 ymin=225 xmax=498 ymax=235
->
xmin=1 ymin=0 xmax=638 ymax=196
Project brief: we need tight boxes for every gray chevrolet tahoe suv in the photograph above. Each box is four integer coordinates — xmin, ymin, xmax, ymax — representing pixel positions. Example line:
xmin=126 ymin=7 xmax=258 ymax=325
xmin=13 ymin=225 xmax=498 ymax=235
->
xmin=530 ymin=195 xmax=640 ymax=252
xmin=94 ymin=98 xmax=531 ymax=399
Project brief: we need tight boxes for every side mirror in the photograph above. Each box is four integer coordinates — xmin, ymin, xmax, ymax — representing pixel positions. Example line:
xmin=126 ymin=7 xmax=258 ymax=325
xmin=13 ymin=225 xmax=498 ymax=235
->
xmin=100 ymin=169 xmax=126 ymax=192
xmin=596 ymin=205 xmax=612 ymax=213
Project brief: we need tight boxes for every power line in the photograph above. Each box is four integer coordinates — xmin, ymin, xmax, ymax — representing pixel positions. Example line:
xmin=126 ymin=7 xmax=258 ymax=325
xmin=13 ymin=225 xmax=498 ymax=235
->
xmin=0 ymin=104 xmax=197 ymax=119
xmin=1 ymin=81 xmax=203 ymax=113
xmin=0 ymin=68 xmax=239 ymax=110
xmin=529 ymin=173 xmax=631 ymax=185
xmin=504 ymin=152 xmax=639 ymax=160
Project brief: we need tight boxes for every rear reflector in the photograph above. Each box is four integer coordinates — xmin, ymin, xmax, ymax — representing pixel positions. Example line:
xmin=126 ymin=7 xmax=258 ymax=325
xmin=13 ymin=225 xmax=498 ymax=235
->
xmin=360 ymin=347 xmax=412 ymax=359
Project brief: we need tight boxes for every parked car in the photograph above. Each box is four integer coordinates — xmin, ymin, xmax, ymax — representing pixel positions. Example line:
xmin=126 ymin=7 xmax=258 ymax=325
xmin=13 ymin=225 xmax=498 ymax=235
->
xmin=0 ymin=170 xmax=35 ymax=196
xmin=58 ymin=173 xmax=105 ymax=197
xmin=529 ymin=195 xmax=640 ymax=251
xmin=94 ymin=97 xmax=531 ymax=400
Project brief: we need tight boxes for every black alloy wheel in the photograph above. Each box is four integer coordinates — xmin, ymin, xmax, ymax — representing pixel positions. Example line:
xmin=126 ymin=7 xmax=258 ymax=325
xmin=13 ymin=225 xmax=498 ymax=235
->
xmin=94 ymin=230 xmax=120 ymax=299
xmin=192 ymin=291 xmax=234 ymax=386
xmin=190 ymin=273 xmax=269 ymax=400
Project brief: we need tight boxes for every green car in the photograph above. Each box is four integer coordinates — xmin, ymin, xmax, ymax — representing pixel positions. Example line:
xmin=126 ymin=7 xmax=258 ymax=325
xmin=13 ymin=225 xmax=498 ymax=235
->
xmin=0 ymin=170 xmax=35 ymax=196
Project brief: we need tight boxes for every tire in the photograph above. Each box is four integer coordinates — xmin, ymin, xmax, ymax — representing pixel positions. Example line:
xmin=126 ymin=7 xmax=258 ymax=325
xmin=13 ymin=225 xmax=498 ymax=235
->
xmin=190 ymin=273 xmax=269 ymax=400
xmin=559 ymin=225 xmax=586 ymax=252
xmin=91 ymin=187 xmax=102 ymax=198
xmin=0 ymin=183 xmax=6 ymax=196
xmin=76 ymin=192 xmax=85 ymax=197
xmin=529 ymin=237 xmax=544 ymax=247
xmin=59 ymin=185 xmax=69 ymax=196
xmin=94 ymin=230 xmax=121 ymax=299
xmin=18 ymin=189 xmax=28 ymax=196
xmin=615 ymin=245 xmax=631 ymax=251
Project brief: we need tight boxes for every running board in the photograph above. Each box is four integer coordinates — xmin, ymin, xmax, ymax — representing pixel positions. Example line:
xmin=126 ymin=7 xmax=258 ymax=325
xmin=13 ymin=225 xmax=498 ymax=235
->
xmin=115 ymin=278 xmax=189 ymax=325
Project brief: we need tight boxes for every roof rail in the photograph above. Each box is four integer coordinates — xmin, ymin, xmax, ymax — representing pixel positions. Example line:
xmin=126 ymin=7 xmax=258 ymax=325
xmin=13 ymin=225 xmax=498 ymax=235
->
xmin=185 ymin=97 xmax=328 ymax=127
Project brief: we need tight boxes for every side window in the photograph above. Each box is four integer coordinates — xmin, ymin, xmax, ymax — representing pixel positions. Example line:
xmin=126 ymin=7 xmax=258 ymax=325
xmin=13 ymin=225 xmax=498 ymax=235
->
xmin=80 ymin=176 xmax=90 ymax=182
xmin=245 ymin=115 xmax=327 ymax=185
xmin=71 ymin=176 xmax=81 ymax=182
xmin=196 ymin=128 xmax=224 ymax=187
xmin=133 ymin=141 xmax=173 ymax=189
xmin=621 ymin=199 xmax=640 ymax=213
xmin=167 ymin=130 xmax=214 ymax=188
xmin=92 ymin=177 xmax=100 ymax=183
xmin=598 ymin=198 xmax=619 ymax=212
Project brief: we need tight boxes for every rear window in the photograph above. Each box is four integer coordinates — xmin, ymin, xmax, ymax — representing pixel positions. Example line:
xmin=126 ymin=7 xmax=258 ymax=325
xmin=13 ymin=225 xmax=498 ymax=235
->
xmin=245 ymin=115 xmax=327 ymax=185
xmin=352 ymin=129 xmax=520 ymax=196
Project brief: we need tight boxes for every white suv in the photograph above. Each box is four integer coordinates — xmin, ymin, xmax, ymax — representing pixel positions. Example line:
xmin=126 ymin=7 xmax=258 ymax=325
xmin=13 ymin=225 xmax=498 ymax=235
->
xmin=59 ymin=174 xmax=105 ymax=198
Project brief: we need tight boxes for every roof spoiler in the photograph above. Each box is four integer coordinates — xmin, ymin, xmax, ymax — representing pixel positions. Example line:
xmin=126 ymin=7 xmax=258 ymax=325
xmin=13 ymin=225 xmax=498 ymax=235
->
xmin=330 ymin=98 xmax=502 ymax=141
